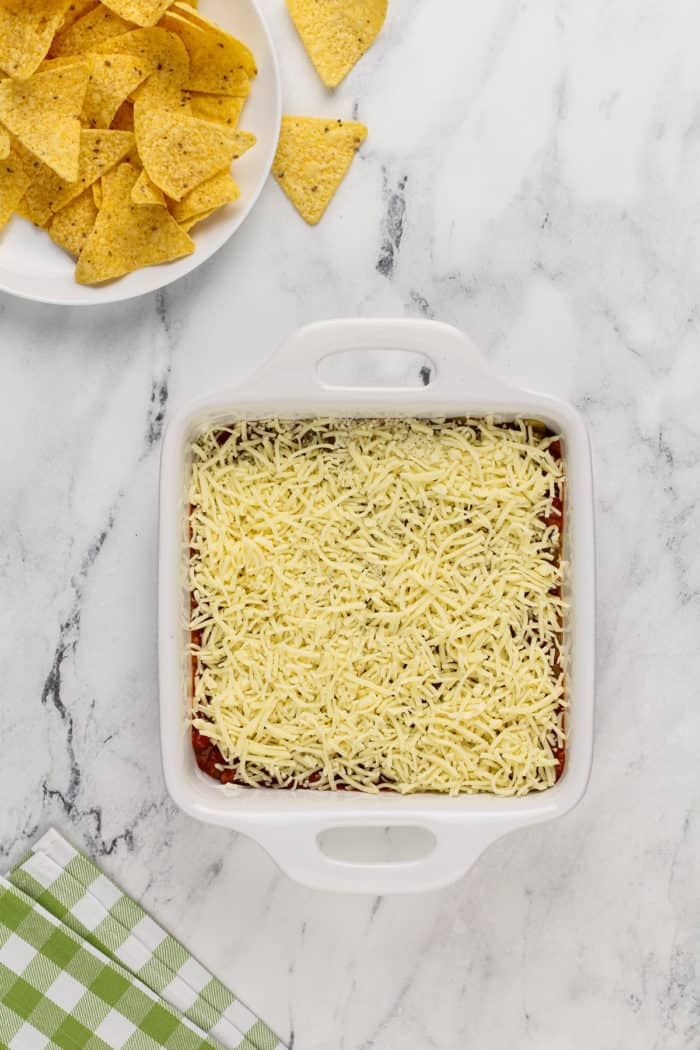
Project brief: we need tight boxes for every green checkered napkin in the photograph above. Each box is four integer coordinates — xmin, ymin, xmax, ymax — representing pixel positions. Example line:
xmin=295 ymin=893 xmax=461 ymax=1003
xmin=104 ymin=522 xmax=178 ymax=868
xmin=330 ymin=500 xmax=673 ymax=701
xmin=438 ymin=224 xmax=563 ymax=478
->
xmin=1 ymin=830 xmax=285 ymax=1050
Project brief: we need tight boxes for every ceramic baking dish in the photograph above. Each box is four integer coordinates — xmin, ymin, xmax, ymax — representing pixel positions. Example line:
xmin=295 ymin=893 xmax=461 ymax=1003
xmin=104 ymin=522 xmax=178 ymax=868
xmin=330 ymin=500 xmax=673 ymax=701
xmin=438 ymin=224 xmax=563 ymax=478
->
xmin=158 ymin=319 xmax=595 ymax=894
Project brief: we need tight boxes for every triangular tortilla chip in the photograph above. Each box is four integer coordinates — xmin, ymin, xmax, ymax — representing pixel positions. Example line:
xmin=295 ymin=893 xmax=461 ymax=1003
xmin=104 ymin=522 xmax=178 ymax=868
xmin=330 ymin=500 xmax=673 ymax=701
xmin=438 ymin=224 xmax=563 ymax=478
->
xmin=170 ymin=1 xmax=256 ymax=73
xmin=58 ymin=0 xmax=99 ymax=34
xmin=38 ymin=55 xmax=85 ymax=70
xmin=131 ymin=166 xmax=165 ymax=204
xmin=92 ymin=179 xmax=101 ymax=207
xmin=0 ymin=147 xmax=35 ymax=230
xmin=0 ymin=64 xmax=89 ymax=181
xmin=0 ymin=0 xmax=72 ymax=78
xmin=49 ymin=187 xmax=97 ymax=254
xmin=272 ymin=116 xmax=367 ymax=225
xmin=94 ymin=27 xmax=189 ymax=108
xmin=188 ymin=91 xmax=246 ymax=128
xmin=0 ymin=126 xmax=10 ymax=161
xmin=285 ymin=0 xmax=387 ymax=87
xmin=178 ymin=205 xmax=214 ymax=232
xmin=134 ymin=105 xmax=244 ymax=199
xmin=101 ymin=0 xmax=171 ymax=27
xmin=17 ymin=127 xmax=133 ymax=225
xmin=159 ymin=10 xmax=252 ymax=95
xmin=20 ymin=129 xmax=134 ymax=222
xmin=54 ymin=129 xmax=135 ymax=209
xmin=75 ymin=161 xmax=194 ymax=283
xmin=82 ymin=52 xmax=151 ymax=127
xmin=221 ymin=129 xmax=256 ymax=159
xmin=50 ymin=3 xmax=134 ymax=56
xmin=170 ymin=169 xmax=238 ymax=222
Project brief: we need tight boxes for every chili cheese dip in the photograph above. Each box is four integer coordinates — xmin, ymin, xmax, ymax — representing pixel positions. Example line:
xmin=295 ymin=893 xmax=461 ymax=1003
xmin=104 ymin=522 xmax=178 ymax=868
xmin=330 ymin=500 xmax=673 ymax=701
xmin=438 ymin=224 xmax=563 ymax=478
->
xmin=189 ymin=418 xmax=565 ymax=796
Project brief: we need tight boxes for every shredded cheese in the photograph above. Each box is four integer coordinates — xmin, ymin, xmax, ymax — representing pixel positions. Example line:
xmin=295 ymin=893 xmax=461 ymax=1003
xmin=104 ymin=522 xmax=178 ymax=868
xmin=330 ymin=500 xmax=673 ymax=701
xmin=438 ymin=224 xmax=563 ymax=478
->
xmin=189 ymin=418 xmax=565 ymax=796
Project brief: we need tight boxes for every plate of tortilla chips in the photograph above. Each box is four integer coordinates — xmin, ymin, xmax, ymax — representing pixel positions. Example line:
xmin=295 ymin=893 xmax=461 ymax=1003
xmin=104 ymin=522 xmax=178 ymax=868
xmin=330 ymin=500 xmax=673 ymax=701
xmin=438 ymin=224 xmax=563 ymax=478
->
xmin=0 ymin=0 xmax=281 ymax=304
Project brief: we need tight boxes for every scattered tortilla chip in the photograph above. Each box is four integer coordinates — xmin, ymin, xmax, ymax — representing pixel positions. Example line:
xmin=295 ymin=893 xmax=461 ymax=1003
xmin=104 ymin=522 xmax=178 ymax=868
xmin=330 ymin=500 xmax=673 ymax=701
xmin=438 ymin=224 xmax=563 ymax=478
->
xmin=95 ymin=27 xmax=189 ymax=108
xmin=272 ymin=116 xmax=367 ymax=225
xmin=110 ymin=99 xmax=134 ymax=130
xmin=92 ymin=179 xmax=102 ymax=207
xmin=131 ymin=166 xmax=165 ymax=204
xmin=285 ymin=0 xmax=387 ymax=87
xmin=0 ymin=63 xmax=89 ymax=180
xmin=188 ymin=91 xmax=246 ymax=128
xmin=159 ymin=10 xmax=252 ymax=95
xmin=135 ymin=105 xmax=247 ymax=199
xmin=0 ymin=147 xmax=35 ymax=230
xmin=0 ymin=126 xmax=10 ymax=161
xmin=101 ymin=0 xmax=171 ymax=28
xmin=170 ymin=169 xmax=238 ymax=221
xmin=50 ymin=4 xmax=134 ymax=56
xmin=82 ymin=52 xmax=151 ymax=127
xmin=75 ymin=160 xmax=194 ymax=283
xmin=0 ymin=0 xmax=72 ymax=78
xmin=49 ymin=187 xmax=97 ymax=254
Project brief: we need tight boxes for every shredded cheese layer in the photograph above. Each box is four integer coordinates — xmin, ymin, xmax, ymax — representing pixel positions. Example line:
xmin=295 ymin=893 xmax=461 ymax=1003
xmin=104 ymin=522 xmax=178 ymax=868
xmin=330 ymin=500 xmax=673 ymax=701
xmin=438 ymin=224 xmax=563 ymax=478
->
xmin=189 ymin=418 xmax=565 ymax=796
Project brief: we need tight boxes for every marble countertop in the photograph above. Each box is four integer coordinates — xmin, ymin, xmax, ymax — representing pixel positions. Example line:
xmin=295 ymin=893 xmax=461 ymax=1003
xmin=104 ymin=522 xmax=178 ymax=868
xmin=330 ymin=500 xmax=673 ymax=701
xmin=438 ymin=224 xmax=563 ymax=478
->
xmin=2 ymin=1 xmax=699 ymax=1046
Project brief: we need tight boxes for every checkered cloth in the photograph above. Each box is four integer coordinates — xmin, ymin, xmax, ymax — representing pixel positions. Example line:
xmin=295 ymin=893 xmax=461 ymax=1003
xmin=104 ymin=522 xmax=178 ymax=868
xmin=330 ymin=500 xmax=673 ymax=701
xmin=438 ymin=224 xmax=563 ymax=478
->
xmin=0 ymin=830 xmax=285 ymax=1050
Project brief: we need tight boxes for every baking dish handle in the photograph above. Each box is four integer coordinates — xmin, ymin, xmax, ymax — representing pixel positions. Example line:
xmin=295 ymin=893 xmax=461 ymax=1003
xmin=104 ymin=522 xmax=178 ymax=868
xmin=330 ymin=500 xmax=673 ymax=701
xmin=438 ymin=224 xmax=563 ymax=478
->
xmin=236 ymin=318 xmax=520 ymax=401
xmin=247 ymin=819 xmax=517 ymax=895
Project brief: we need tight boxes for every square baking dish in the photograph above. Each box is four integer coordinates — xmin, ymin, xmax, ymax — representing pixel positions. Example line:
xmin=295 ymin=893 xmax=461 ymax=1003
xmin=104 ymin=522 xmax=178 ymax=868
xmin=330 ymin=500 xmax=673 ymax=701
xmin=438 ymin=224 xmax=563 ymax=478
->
xmin=159 ymin=319 xmax=595 ymax=893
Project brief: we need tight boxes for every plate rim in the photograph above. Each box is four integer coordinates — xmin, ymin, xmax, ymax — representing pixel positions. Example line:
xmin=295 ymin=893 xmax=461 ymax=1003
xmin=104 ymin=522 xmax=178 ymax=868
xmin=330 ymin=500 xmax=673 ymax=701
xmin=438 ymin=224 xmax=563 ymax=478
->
xmin=0 ymin=0 xmax=282 ymax=307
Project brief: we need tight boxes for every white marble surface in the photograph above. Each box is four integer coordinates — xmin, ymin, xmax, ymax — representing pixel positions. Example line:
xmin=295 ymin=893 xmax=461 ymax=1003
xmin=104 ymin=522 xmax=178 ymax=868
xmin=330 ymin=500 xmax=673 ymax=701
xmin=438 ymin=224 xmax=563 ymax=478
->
xmin=1 ymin=0 xmax=699 ymax=1046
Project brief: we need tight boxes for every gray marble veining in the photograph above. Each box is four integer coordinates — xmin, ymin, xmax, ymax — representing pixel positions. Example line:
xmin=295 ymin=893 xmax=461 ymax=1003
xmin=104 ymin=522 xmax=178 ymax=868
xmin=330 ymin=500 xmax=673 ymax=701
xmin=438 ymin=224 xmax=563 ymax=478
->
xmin=2 ymin=1 xmax=700 ymax=1047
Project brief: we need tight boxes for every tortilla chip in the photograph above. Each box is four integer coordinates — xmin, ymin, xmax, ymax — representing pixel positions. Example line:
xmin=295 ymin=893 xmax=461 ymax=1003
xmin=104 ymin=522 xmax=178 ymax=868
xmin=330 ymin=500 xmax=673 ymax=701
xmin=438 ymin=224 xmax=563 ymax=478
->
xmin=17 ymin=177 xmax=54 ymax=226
xmin=50 ymin=4 xmax=134 ymax=56
xmin=38 ymin=55 xmax=85 ymax=70
xmin=272 ymin=116 xmax=367 ymax=225
xmin=0 ymin=0 xmax=72 ymax=78
xmin=17 ymin=127 xmax=133 ymax=227
xmin=49 ymin=187 xmax=97 ymax=254
xmin=170 ymin=1 xmax=255 ymax=67
xmin=95 ymin=27 xmax=189 ymax=108
xmin=75 ymin=160 xmax=194 ymax=283
xmin=188 ymin=90 xmax=246 ymax=128
xmin=221 ymin=128 xmax=255 ymax=158
xmin=285 ymin=0 xmax=387 ymax=87
xmin=159 ymin=10 xmax=252 ymax=95
xmin=92 ymin=179 xmax=101 ymax=207
xmin=58 ymin=0 xmax=99 ymax=33
xmin=0 ymin=147 xmax=35 ymax=230
xmin=81 ymin=53 xmax=150 ymax=126
xmin=178 ymin=205 xmax=214 ymax=232
xmin=110 ymin=99 xmax=134 ymax=130
xmin=0 ymin=126 xmax=10 ymax=161
xmin=134 ymin=105 xmax=245 ymax=199
xmin=170 ymin=169 xmax=238 ymax=221
xmin=131 ymin=166 xmax=165 ymax=204
xmin=101 ymin=0 xmax=171 ymax=28
xmin=56 ymin=129 xmax=135 ymax=208
xmin=0 ymin=64 xmax=89 ymax=180
xmin=16 ymin=194 xmax=49 ymax=226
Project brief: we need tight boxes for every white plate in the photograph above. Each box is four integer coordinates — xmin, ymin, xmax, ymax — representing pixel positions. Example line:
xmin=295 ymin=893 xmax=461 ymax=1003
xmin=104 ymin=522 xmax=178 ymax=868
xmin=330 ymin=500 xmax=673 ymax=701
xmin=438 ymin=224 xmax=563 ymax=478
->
xmin=0 ymin=0 xmax=281 ymax=305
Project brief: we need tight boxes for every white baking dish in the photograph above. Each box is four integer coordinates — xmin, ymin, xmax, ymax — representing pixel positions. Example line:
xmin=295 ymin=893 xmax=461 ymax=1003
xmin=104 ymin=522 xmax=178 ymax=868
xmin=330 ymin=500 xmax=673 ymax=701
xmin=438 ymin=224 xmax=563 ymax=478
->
xmin=158 ymin=319 xmax=595 ymax=894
